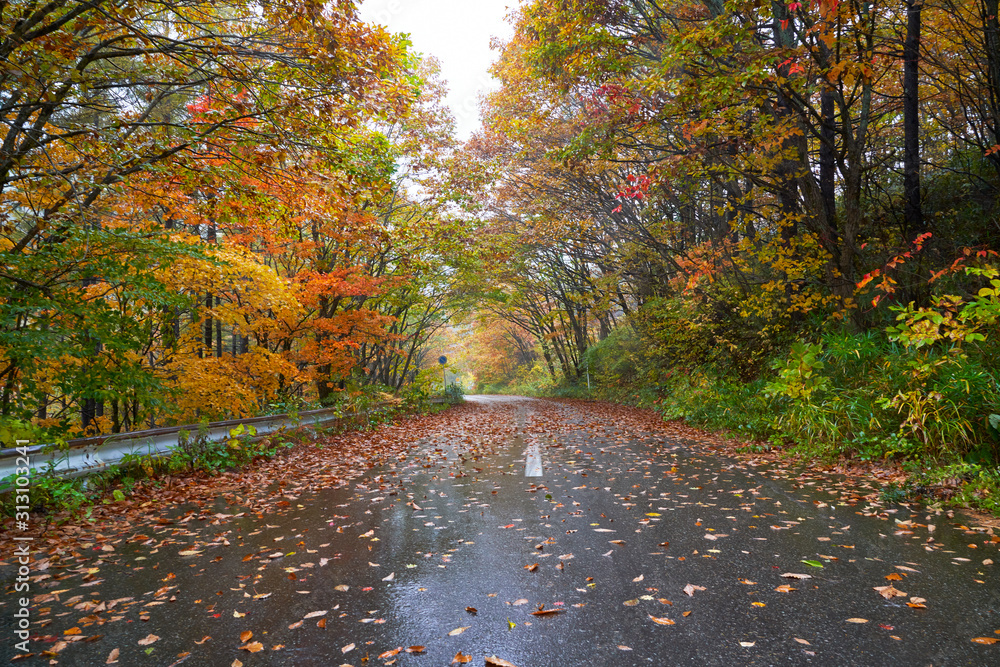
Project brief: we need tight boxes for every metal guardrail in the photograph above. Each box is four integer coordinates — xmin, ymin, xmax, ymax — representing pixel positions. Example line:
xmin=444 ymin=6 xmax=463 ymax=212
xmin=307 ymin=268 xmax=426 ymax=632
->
xmin=0 ymin=398 xmax=453 ymax=487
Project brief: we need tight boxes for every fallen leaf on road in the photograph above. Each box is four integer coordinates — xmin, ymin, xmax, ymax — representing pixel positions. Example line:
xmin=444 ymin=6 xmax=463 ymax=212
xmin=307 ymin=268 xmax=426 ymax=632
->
xmin=525 ymin=563 xmax=538 ymax=572
xmin=794 ymin=638 xmax=811 ymax=645
xmin=335 ymin=585 xmax=349 ymax=592
xmin=287 ymin=621 xmax=303 ymax=629
xmin=138 ymin=634 xmax=159 ymax=646
xmin=873 ymin=585 xmax=906 ymax=600
xmin=466 ymin=607 xmax=477 ymax=614
xmin=239 ymin=642 xmax=264 ymax=653
xmin=683 ymin=584 xmax=706 ymax=596
xmin=781 ymin=573 xmax=812 ymax=579
xmin=739 ymin=579 xmax=756 ymax=585
xmin=531 ymin=609 xmax=559 ymax=616
xmin=240 ymin=631 xmax=253 ymax=642
xmin=971 ymin=637 xmax=999 ymax=645
xmin=105 ymin=648 xmax=119 ymax=664
xmin=485 ymin=656 xmax=517 ymax=667
xmin=231 ymin=661 xmax=242 ymax=667
xmin=739 ymin=641 xmax=755 ymax=647
xmin=633 ymin=574 xmax=644 ymax=582
xmin=452 ymin=652 xmax=471 ymax=664
xmin=382 ymin=572 xmax=395 ymax=581
xmin=194 ymin=636 xmax=210 ymax=645
xmin=178 ymin=550 xmax=201 ymax=556
xmin=341 ymin=643 xmax=354 ymax=653
xmin=649 ymin=615 xmax=675 ymax=625
xmin=895 ymin=565 xmax=920 ymax=573
xmin=617 ymin=645 xmax=632 ymax=650
xmin=846 ymin=618 xmax=869 ymax=624
xmin=233 ymin=611 xmax=245 ymax=618
xmin=623 ymin=599 xmax=639 ymax=606
xmin=449 ymin=626 xmax=470 ymax=636
xmin=406 ymin=646 xmax=426 ymax=653
xmin=379 ymin=648 xmax=402 ymax=659
xmin=775 ymin=585 xmax=796 ymax=593
xmin=885 ymin=573 xmax=903 ymax=581
xmin=304 ymin=611 xmax=327 ymax=619
xmin=801 ymin=560 xmax=824 ymax=568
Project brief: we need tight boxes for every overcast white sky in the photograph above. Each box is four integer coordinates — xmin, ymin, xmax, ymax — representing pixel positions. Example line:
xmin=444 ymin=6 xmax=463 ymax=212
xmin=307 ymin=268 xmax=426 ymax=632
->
xmin=357 ymin=0 xmax=516 ymax=140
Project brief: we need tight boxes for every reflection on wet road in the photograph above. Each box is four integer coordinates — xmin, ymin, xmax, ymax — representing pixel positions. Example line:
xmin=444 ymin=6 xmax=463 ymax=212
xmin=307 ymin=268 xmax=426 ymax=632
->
xmin=2 ymin=396 xmax=999 ymax=666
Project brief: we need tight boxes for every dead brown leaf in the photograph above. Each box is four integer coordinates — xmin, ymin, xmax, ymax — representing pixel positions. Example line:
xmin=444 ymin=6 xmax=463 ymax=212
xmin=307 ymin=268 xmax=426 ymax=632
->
xmin=683 ymin=584 xmax=706 ymax=597
xmin=530 ymin=609 xmax=559 ymax=616
xmin=484 ymin=657 xmax=517 ymax=667
xmin=873 ymin=585 xmax=907 ymax=600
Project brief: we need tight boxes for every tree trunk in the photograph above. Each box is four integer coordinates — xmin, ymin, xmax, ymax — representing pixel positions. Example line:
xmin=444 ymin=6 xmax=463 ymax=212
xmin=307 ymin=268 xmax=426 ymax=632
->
xmin=903 ymin=0 xmax=923 ymax=239
xmin=903 ymin=0 xmax=926 ymax=305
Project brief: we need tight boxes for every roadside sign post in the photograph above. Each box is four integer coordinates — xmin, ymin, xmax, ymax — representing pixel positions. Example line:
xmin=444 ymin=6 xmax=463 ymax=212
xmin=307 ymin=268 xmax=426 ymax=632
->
xmin=438 ymin=355 xmax=447 ymax=392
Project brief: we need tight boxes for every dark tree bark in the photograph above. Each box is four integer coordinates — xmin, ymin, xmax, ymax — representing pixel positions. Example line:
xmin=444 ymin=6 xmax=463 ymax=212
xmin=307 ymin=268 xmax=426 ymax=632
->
xmin=903 ymin=0 xmax=923 ymax=240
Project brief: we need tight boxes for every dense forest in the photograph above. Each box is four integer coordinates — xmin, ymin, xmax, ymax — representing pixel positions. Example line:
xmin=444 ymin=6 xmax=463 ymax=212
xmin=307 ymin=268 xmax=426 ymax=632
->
xmin=455 ymin=0 xmax=1000 ymax=505
xmin=1 ymin=0 xmax=998 ymax=506
xmin=0 ymin=0 xmax=468 ymax=437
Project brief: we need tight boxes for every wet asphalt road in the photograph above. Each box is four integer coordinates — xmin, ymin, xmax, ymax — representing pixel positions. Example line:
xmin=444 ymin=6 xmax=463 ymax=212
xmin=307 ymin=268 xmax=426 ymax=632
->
xmin=2 ymin=396 xmax=1000 ymax=666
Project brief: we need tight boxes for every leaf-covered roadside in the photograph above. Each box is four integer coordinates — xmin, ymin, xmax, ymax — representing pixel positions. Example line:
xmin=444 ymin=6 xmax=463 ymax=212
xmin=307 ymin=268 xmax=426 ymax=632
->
xmin=3 ymin=398 xmax=998 ymax=665
xmin=0 ymin=397 xmax=450 ymax=523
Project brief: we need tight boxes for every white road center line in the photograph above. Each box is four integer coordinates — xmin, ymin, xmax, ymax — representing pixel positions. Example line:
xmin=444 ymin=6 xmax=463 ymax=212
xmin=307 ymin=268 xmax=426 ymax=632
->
xmin=524 ymin=438 xmax=542 ymax=477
